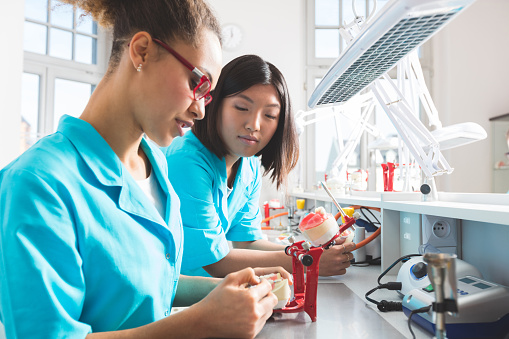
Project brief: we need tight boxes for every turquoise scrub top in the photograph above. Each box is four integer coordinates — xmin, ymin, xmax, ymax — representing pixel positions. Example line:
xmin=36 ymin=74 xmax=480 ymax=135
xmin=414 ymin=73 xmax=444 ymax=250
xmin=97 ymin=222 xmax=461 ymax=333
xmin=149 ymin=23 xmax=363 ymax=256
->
xmin=164 ymin=131 xmax=263 ymax=277
xmin=0 ymin=115 xmax=183 ymax=338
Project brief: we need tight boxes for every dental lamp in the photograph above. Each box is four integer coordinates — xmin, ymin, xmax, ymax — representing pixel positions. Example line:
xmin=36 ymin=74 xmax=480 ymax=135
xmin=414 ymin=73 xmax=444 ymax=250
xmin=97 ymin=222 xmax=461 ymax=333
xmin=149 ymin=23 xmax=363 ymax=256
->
xmin=307 ymin=0 xmax=486 ymax=200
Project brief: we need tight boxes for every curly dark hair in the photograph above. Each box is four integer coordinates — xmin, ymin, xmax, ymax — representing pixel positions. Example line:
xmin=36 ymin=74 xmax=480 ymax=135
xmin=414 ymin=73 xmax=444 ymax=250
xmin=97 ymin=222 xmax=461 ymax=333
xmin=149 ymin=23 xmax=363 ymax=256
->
xmin=59 ymin=0 xmax=222 ymax=70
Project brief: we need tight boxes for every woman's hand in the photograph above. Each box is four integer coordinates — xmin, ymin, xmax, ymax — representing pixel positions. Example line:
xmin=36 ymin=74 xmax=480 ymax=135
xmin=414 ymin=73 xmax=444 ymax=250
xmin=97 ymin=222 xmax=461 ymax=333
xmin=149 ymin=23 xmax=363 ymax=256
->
xmin=253 ymin=266 xmax=293 ymax=284
xmin=318 ymin=238 xmax=356 ymax=276
xmin=194 ymin=267 xmax=277 ymax=338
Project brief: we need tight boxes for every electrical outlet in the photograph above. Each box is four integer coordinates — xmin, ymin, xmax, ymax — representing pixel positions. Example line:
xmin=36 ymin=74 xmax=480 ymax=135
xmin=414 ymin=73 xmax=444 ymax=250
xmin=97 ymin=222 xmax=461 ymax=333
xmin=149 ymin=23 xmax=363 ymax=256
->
xmin=422 ymin=215 xmax=458 ymax=254
xmin=432 ymin=219 xmax=451 ymax=238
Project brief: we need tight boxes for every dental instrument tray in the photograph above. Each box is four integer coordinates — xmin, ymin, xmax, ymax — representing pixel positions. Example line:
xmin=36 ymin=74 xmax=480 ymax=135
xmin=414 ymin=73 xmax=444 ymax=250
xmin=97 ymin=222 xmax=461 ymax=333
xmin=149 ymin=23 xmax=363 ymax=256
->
xmin=403 ymin=275 xmax=509 ymax=338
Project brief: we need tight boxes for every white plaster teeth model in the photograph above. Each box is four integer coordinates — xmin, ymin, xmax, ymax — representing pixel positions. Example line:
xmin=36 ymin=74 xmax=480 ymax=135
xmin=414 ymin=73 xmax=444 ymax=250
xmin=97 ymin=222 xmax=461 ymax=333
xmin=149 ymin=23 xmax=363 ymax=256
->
xmin=299 ymin=207 xmax=354 ymax=246
xmin=259 ymin=273 xmax=291 ymax=309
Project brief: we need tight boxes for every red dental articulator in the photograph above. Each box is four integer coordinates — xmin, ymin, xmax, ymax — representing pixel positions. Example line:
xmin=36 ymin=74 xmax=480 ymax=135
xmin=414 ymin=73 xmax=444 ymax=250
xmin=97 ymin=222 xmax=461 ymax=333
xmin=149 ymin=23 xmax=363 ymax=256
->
xmin=273 ymin=214 xmax=356 ymax=322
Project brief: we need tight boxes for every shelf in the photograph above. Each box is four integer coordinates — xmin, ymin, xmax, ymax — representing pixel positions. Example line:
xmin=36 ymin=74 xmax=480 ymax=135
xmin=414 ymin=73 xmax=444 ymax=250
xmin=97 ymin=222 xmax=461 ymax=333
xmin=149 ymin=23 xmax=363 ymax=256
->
xmin=289 ymin=190 xmax=509 ymax=225
xmin=288 ymin=190 xmax=383 ymax=208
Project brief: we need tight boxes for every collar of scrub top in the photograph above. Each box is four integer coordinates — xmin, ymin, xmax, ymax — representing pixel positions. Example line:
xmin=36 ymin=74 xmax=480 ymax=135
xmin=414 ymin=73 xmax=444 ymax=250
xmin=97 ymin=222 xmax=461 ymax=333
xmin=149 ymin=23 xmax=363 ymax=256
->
xmin=229 ymin=157 xmax=257 ymax=200
xmin=57 ymin=115 xmax=173 ymax=227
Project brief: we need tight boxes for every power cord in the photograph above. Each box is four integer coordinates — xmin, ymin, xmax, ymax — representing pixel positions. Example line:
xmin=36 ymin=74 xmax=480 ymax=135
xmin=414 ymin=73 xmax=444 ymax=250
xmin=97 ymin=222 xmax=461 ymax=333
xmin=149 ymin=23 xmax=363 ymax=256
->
xmin=364 ymin=253 xmax=422 ymax=312
xmin=364 ymin=253 xmax=433 ymax=337
xmin=365 ymin=282 xmax=403 ymax=311
xmin=408 ymin=305 xmax=432 ymax=339
xmin=377 ymin=254 xmax=421 ymax=286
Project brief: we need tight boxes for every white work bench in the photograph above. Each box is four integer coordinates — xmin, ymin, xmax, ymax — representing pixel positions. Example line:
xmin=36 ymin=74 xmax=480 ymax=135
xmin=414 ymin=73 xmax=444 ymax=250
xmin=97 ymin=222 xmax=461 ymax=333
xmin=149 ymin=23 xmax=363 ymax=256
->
xmin=257 ymin=265 xmax=431 ymax=339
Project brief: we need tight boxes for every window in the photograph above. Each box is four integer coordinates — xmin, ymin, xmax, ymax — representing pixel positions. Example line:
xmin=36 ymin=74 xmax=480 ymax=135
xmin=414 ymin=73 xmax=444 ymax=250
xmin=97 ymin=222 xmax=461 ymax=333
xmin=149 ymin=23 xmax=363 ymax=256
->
xmin=21 ymin=0 xmax=108 ymax=152
xmin=24 ymin=0 xmax=98 ymax=64
xmin=305 ymin=0 xmax=430 ymax=192
xmin=308 ymin=0 xmax=389 ymax=66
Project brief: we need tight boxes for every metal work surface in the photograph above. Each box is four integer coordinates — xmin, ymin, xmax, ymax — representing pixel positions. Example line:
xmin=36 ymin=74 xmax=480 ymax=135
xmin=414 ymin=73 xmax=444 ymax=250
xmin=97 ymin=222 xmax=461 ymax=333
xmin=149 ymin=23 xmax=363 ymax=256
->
xmin=256 ymin=283 xmax=405 ymax=338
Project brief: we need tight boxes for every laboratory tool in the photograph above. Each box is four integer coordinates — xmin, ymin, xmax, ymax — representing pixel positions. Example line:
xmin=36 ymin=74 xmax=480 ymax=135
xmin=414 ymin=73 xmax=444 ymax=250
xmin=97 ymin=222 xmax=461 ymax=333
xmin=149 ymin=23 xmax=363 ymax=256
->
xmin=425 ymin=253 xmax=458 ymax=338
xmin=320 ymin=181 xmax=356 ymax=231
xmin=396 ymin=256 xmax=480 ymax=296
xmin=403 ymin=270 xmax=509 ymax=338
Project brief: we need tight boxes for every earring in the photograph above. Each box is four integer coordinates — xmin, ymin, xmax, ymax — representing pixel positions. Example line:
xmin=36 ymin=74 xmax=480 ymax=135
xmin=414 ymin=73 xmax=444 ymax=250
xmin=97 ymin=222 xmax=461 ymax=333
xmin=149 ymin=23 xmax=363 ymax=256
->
xmin=137 ymin=63 xmax=142 ymax=72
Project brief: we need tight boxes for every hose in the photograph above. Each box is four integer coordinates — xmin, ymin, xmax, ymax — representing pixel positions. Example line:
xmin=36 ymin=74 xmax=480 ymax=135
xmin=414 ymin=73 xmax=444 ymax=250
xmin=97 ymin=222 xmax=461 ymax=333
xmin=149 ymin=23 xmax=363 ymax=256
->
xmin=261 ymin=212 xmax=288 ymax=223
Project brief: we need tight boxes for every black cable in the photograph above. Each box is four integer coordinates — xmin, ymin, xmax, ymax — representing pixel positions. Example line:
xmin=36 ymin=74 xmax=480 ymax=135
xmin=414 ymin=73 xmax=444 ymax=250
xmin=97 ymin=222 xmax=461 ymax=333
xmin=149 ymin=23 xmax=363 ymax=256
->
xmin=408 ymin=305 xmax=432 ymax=339
xmin=360 ymin=206 xmax=381 ymax=226
xmin=364 ymin=282 xmax=403 ymax=312
xmin=363 ymin=253 xmax=423 ymax=313
xmin=377 ymin=254 xmax=421 ymax=286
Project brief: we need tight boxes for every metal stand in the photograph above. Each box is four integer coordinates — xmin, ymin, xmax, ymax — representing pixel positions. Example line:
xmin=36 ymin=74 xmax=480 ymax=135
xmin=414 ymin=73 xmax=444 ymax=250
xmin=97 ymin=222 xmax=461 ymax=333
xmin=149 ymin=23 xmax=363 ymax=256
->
xmin=423 ymin=253 xmax=458 ymax=339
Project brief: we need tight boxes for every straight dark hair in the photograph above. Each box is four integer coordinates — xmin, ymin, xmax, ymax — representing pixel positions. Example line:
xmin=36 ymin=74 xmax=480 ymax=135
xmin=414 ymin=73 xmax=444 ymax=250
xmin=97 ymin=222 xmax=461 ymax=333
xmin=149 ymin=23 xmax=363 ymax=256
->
xmin=193 ymin=55 xmax=299 ymax=189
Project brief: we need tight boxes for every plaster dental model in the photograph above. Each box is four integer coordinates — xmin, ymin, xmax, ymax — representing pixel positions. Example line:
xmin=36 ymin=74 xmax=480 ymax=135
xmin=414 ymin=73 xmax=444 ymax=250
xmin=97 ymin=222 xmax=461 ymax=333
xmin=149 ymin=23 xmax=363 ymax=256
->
xmin=259 ymin=273 xmax=291 ymax=309
xmin=299 ymin=207 xmax=354 ymax=246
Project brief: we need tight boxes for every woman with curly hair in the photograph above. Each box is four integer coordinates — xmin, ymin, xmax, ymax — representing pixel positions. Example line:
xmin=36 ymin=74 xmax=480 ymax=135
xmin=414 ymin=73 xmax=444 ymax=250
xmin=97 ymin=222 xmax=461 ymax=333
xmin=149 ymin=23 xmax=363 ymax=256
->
xmin=0 ymin=1 xmax=288 ymax=338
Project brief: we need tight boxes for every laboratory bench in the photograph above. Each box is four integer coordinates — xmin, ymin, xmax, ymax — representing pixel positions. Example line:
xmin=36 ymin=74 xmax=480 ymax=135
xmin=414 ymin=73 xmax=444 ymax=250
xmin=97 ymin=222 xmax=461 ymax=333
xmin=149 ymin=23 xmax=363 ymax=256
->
xmin=257 ymin=265 xmax=431 ymax=339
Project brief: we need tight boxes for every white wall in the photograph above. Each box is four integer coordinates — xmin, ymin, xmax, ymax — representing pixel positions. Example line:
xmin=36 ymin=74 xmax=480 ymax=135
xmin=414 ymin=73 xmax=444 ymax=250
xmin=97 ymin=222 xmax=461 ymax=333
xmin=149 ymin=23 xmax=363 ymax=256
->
xmin=210 ymin=0 xmax=307 ymax=110
xmin=0 ymin=2 xmax=24 ymax=169
xmin=431 ymin=0 xmax=509 ymax=193
xmin=209 ymin=0 xmax=307 ymax=208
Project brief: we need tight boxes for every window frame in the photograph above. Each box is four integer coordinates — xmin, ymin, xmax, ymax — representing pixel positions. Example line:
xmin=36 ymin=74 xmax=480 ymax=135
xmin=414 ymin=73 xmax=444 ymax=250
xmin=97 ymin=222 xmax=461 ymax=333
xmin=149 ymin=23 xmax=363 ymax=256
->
xmin=22 ymin=4 xmax=109 ymax=146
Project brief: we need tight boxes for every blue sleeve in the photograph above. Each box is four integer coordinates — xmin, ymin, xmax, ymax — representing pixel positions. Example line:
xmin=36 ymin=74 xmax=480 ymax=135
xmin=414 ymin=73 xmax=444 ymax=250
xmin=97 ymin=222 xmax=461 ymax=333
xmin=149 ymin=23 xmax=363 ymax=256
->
xmin=0 ymin=169 xmax=91 ymax=338
xmin=166 ymin=151 xmax=230 ymax=272
xmin=226 ymin=161 xmax=263 ymax=242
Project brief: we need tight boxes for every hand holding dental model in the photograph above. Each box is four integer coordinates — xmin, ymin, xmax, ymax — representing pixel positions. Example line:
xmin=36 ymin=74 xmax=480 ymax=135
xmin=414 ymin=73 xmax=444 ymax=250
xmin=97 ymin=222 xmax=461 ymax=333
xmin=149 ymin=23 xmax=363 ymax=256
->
xmin=194 ymin=267 xmax=290 ymax=338
xmin=298 ymin=207 xmax=356 ymax=272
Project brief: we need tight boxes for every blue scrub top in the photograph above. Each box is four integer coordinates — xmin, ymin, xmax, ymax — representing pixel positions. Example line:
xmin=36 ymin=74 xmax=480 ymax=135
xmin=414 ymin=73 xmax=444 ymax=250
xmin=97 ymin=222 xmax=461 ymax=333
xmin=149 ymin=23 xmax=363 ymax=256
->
xmin=0 ymin=115 xmax=183 ymax=338
xmin=164 ymin=131 xmax=263 ymax=277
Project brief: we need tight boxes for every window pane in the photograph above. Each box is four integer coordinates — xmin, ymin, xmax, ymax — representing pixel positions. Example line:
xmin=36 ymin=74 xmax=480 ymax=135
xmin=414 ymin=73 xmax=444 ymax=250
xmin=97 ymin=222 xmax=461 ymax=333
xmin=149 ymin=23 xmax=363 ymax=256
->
xmin=314 ymin=111 xmax=361 ymax=183
xmin=315 ymin=29 xmax=340 ymax=58
xmin=25 ymin=0 xmax=48 ymax=22
xmin=54 ymin=79 xmax=93 ymax=130
xmin=315 ymin=0 xmax=339 ymax=26
xmin=75 ymin=34 xmax=97 ymax=64
xmin=21 ymin=73 xmax=41 ymax=152
xmin=76 ymin=8 xmax=97 ymax=34
xmin=24 ymin=22 xmax=47 ymax=54
xmin=50 ymin=0 xmax=73 ymax=29
xmin=49 ymin=28 xmax=72 ymax=60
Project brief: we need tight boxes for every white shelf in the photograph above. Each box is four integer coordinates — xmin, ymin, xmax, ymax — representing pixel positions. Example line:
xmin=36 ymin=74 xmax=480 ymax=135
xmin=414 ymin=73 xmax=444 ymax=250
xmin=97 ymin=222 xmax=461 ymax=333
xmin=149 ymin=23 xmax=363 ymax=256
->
xmin=289 ymin=190 xmax=383 ymax=208
xmin=382 ymin=192 xmax=509 ymax=225
xmin=289 ymin=190 xmax=509 ymax=226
